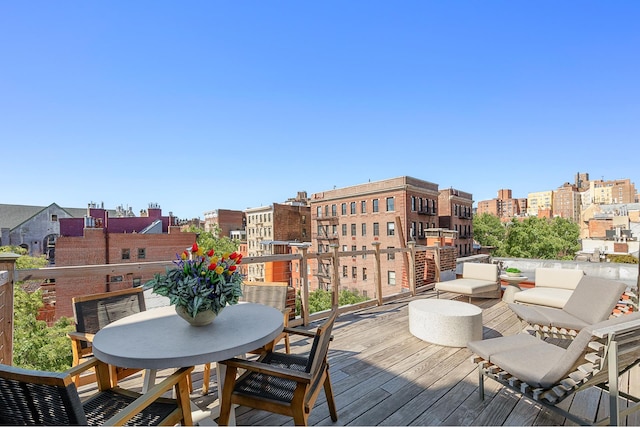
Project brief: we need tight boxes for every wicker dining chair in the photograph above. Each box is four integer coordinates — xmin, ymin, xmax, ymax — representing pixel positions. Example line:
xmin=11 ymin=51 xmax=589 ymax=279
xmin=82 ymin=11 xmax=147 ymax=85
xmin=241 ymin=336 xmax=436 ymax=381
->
xmin=68 ymin=287 xmax=147 ymax=387
xmin=217 ymin=309 xmax=339 ymax=426
xmin=0 ymin=357 xmax=193 ymax=426
xmin=201 ymin=283 xmax=292 ymax=395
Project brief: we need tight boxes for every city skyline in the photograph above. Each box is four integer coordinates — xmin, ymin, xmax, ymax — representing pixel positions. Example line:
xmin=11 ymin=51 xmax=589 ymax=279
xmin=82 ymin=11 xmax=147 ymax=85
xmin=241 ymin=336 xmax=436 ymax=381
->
xmin=2 ymin=2 xmax=638 ymax=220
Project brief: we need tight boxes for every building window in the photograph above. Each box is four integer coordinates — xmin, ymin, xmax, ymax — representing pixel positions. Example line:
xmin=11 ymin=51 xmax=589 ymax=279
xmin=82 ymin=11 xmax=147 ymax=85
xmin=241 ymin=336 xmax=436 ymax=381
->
xmin=110 ymin=275 xmax=123 ymax=283
xmin=388 ymin=271 xmax=396 ymax=286
xmin=352 ymin=266 xmax=357 ymax=279
xmin=51 ymin=214 xmax=58 ymax=222
xmin=351 ymin=223 xmax=356 ymax=236
xmin=350 ymin=202 xmax=356 ymax=214
xmin=362 ymin=267 xmax=367 ymax=280
xmin=373 ymin=199 xmax=379 ymax=212
xmin=361 ymin=200 xmax=367 ymax=213
xmin=121 ymin=249 xmax=130 ymax=260
xmin=332 ymin=224 xmax=338 ymax=235
xmin=331 ymin=204 xmax=337 ymax=216
xmin=387 ymin=222 xmax=395 ymax=236
xmin=361 ymin=223 xmax=366 ymax=236
xmin=341 ymin=203 xmax=347 ymax=215
xmin=351 ymin=245 xmax=356 ymax=252
xmin=387 ymin=246 xmax=395 ymax=260
xmin=373 ymin=222 xmax=380 ymax=236
xmin=132 ymin=277 xmax=142 ymax=287
xmin=316 ymin=206 xmax=322 ymax=218
xmin=362 ymin=245 xmax=366 ymax=259
xmin=137 ymin=248 xmax=146 ymax=259
xmin=301 ymin=215 xmax=306 ymax=224
xmin=342 ymin=224 xmax=347 ymax=236
xmin=411 ymin=222 xmax=416 ymax=238
xmin=343 ymin=266 xmax=348 ymax=278
xmin=342 ymin=245 xmax=348 ymax=252
xmin=386 ymin=197 xmax=394 ymax=211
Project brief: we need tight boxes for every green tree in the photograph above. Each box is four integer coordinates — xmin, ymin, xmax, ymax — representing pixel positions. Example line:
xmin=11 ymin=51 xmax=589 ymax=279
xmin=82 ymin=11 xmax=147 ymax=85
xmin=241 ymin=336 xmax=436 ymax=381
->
xmin=501 ymin=216 xmax=580 ymax=260
xmin=302 ymin=288 xmax=368 ymax=314
xmin=2 ymin=246 xmax=74 ymax=371
xmin=472 ymin=213 xmax=506 ymax=253
xmin=12 ymin=284 xmax=74 ymax=371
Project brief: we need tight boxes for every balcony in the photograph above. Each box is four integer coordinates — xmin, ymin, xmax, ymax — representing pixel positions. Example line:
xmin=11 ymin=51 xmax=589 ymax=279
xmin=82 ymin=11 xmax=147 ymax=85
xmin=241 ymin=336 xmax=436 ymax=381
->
xmin=74 ymin=293 xmax=639 ymax=425
xmin=2 ymin=253 xmax=639 ymax=425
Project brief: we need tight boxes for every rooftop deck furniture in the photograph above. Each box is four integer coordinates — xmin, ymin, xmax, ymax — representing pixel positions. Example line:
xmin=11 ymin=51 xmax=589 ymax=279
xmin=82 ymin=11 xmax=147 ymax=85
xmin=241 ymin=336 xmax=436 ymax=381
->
xmin=217 ymin=309 xmax=339 ymax=426
xmin=509 ymin=275 xmax=628 ymax=339
xmin=468 ymin=312 xmax=640 ymax=426
xmin=0 ymin=356 xmax=193 ymax=426
xmin=409 ymin=299 xmax=483 ymax=347
xmin=201 ymin=283 xmax=293 ymax=395
xmin=68 ymin=287 xmax=147 ymax=387
xmin=512 ymin=267 xmax=585 ymax=308
xmin=435 ymin=262 xmax=501 ymax=302
xmin=92 ymin=303 xmax=284 ymax=425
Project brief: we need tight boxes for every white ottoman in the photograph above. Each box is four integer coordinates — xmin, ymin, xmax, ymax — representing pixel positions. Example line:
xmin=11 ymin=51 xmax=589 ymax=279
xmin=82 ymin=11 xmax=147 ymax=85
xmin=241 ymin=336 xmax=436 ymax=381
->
xmin=409 ymin=299 xmax=483 ymax=347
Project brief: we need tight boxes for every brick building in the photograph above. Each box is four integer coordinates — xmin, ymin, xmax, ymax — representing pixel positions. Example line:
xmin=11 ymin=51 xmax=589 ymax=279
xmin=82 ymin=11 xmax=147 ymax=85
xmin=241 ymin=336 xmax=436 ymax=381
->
xmin=309 ymin=176 xmax=441 ymax=299
xmin=53 ymin=203 xmax=196 ymax=319
xmin=244 ymin=193 xmax=311 ymax=283
xmin=438 ymin=188 xmax=474 ymax=257
xmin=203 ymin=209 xmax=245 ymax=239
xmin=553 ymin=182 xmax=581 ymax=222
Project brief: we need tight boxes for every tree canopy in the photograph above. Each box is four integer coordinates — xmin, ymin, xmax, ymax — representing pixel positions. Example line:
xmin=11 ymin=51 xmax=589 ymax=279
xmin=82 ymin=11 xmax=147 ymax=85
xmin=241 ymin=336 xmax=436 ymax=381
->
xmin=472 ymin=215 xmax=580 ymax=260
xmin=183 ymin=225 xmax=239 ymax=254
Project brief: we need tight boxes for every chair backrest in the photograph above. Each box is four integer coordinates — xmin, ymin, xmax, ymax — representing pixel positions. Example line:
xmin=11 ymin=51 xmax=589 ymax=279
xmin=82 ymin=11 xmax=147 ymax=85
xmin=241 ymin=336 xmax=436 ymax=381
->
xmin=534 ymin=267 xmax=584 ymax=290
xmin=462 ymin=262 xmax=498 ymax=282
xmin=562 ymin=275 xmax=628 ymax=324
xmin=73 ymin=287 xmax=146 ymax=335
xmin=305 ymin=309 xmax=339 ymax=375
xmin=240 ymin=283 xmax=288 ymax=312
xmin=0 ymin=364 xmax=87 ymax=425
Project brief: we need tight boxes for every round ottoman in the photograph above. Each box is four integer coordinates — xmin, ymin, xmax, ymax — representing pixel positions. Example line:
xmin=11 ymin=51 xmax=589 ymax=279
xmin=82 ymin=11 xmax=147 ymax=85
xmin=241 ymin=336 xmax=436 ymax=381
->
xmin=409 ymin=299 xmax=483 ymax=347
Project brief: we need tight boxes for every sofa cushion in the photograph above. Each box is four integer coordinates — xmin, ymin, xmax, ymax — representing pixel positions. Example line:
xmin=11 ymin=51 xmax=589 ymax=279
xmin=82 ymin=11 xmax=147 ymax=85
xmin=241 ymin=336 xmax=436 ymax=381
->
xmin=462 ymin=263 xmax=498 ymax=282
xmin=513 ymin=287 xmax=573 ymax=308
xmin=435 ymin=278 xmax=498 ymax=295
xmin=562 ymin=276 xmax=627 ymax=324
xmin=535 ymin=267 xmax=584 ymax=290
xmin=467 ymin=333 xmax=540 ymax=362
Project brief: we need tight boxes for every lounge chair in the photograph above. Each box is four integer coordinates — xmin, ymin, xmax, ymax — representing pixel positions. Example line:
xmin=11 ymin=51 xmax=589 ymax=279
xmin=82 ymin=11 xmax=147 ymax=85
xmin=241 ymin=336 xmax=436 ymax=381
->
xmin=435 ymin=262 xmax=501 ymax=302
xmin=468 ymin=312 xmax=640 ymax=426
xmin=509 ymin=275 xmax=627 ymax=339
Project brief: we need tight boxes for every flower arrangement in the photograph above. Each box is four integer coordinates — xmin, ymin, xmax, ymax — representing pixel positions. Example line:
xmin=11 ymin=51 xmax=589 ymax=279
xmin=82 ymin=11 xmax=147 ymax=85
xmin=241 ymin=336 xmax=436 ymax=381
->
xmin=146 ymin=243 xmax=244 ymax=319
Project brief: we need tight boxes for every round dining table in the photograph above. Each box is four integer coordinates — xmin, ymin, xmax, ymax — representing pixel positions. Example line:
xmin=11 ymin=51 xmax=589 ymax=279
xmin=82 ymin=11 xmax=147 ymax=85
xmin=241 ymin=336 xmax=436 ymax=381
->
xmin=92 ymin=302 xmax=284 ymax=425
xmin=93 ymin=302 xmax=283 ymax=369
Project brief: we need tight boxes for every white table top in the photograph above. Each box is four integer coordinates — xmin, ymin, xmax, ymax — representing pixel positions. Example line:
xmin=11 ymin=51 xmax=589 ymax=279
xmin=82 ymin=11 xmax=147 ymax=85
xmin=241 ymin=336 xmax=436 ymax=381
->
xmin=92 ymin=303 xmax=284 ymax=370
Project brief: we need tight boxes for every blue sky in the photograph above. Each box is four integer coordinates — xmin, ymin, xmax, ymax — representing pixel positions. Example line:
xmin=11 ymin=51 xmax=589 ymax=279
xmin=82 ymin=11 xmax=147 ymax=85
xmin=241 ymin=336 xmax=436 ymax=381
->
xmin=1 ymin=1 xmax=638 ymax=220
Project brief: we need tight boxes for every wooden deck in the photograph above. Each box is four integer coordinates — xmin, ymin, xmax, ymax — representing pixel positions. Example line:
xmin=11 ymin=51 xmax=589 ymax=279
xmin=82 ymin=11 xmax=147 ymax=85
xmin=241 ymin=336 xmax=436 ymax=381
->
xmin=81 ymin=291 xmax=640 ymax=426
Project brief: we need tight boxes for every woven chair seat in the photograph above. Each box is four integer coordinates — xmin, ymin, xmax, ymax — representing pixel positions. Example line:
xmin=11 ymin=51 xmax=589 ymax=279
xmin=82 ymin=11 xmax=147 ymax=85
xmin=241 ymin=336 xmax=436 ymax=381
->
xmin=234 ymin=353 xmax=308 ymax=403
xmin=82 ymin=389 xmax=179 ymax=426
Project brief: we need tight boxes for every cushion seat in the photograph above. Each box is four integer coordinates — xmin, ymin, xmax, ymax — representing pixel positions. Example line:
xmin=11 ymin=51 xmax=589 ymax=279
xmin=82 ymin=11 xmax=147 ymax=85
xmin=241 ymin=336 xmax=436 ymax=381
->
xmin=435 ymin=278 xmax=499 ymax=295
xmin=512 ymin=287 xmax=573 ymax=308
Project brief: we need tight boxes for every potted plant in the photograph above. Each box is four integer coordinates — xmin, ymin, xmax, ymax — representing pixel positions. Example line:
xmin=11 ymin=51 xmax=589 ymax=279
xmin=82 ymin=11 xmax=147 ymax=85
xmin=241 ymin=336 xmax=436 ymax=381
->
xmin=145 ymin=243 xmax=243 ymax=326
xmin=505 ymin=267 xmax=522 ymax=277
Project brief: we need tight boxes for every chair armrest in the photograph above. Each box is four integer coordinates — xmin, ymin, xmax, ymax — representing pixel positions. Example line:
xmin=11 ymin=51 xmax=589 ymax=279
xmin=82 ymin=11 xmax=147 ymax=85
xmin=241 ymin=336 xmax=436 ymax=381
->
xmin=221 ymin=357 xmax=313 ymax=383
xmin=104 ymin=366 xmax=194 ymax=426
xmin=66 ymin=356 xmax=100 ymax=378
xmin=67 ymin=331 xmax=96 ymax=343
xmin=283 ymin=326 xmax=334 ymax=341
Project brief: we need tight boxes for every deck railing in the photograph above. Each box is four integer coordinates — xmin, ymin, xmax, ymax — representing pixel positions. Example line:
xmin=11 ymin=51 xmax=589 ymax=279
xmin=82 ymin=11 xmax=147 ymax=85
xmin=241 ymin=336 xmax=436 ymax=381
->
xmin=0 ymin=244 xmax=455 ymax=365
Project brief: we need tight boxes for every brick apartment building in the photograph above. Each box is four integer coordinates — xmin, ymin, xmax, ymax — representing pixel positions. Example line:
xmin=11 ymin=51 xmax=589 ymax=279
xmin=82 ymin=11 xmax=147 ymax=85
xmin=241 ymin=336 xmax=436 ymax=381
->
xmin=438 ymin=188 xmax=474 ymax=257
xmin=204 ymin=209 xmax=246 ymax=239
xmin=53 ymin=203 xmax=196 ymax=319
xmin=309 ymin=176 xmax=442 ymax=299
xmin=553 ymin=182 xmax=581 ymax=222
xmin=476 ymin=189 xmax=526 ymax=221
xmin=244 ymin=192 xmax=311 ymax=283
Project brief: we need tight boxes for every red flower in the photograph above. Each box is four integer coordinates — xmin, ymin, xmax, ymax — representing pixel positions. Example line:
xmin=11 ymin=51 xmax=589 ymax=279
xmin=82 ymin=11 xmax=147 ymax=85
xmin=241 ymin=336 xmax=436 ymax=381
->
xmin=192 ymin=243 xmax=199 ymax=253
xmin=229 ymin=252 xmax=238 ymax=260
xmin=229 ymin=265 xmax=237 ymax=272
xmin=208 ymin=263 xmax=216 ymax=271
xmin=207 ymin=249 xmax=215 ymax=257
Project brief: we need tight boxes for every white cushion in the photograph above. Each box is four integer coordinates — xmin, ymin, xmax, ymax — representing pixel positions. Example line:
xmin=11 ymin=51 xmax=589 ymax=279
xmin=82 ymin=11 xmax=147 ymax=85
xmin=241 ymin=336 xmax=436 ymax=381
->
xmin=513 ymin=287 xmax=573 ymax=308
xmin=462 ymin=263 xmax=498 ymax=282
xmin=535 ymin=268 xmax=584 ymax=290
